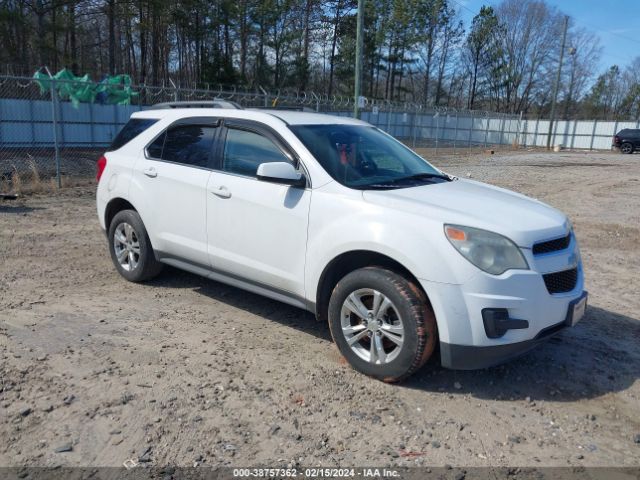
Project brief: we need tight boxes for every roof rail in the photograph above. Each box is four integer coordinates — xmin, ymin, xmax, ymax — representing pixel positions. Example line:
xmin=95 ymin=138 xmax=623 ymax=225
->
xmin=255 ymin=106 xmax=316 ymax=112
xmin=151 ymin=100 xmax=243 ymax=110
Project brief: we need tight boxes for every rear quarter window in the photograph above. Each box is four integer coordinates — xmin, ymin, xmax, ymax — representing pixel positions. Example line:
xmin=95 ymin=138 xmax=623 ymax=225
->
xmin=107 ymin=118 xmax=159 ymax=151
xmin=146 ymin=124 xmax=216 ymax=169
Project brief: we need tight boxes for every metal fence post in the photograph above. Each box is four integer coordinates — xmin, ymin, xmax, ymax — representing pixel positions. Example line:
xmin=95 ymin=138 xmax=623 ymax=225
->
xmin=499 ymin=113 xmax=506 ymax=146
xmin=515 ymin=111 xmax=523 ymax=147
xmin=411 ymin=109 xmax=418 ymax=148
xmin=467 ymin=111 xmax=474 ymax=148
xmin=434 ymin=112 xmax=439 ymax=154
xmin=484 ymin=113 xmax=490 ymax=148
xmin=169 ymin=79 xmax=178 ymax=102
xmin=453 ymin=111 xmax=459 ymax=153
xmin=50 ymin=78 xmax=61 ymax=188
xmin=58 ymin=89 xmax=65 ymax=147
xmin=89 ymin=101 xmax=95 ymax=147
xmin=139 ymin=84 xmax=145 ymax=111
xmin=28 ymin=96 xmax=36 ymax=148
xmin=386 ymin=103 xmax=391 ymax=133
xmin=589 ymin=119 xmax=597 ymax=151
xmin=259 ymin=86 xmax=269 ymax=108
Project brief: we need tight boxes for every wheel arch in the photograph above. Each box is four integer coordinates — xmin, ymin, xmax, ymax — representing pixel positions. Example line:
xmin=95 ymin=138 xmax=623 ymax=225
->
xmin=315 ymin=250 xmax=431 ymax=324
xmin=104 ymin=197 xmax=138 ymax=231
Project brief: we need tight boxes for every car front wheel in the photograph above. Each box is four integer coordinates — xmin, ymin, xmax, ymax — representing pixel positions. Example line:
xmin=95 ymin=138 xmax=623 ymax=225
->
xmin=328 ymin=267 xmax=437 ymax=382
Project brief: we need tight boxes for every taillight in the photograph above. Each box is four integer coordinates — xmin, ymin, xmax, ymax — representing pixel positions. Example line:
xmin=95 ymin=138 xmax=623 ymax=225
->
xmin=614 ymin=135 xmax=620 ymax=144
xmin=96 ymin=155 xmax=107 ymax=182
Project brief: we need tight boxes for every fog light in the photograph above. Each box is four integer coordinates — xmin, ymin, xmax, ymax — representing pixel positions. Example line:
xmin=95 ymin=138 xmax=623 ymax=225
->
xmin=482 ymin=308 xmax=529 ymax=339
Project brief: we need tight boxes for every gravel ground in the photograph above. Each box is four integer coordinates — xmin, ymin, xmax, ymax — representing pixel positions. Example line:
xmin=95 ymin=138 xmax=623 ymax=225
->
xmin=1 ymin=149 xmax=639 ymax=468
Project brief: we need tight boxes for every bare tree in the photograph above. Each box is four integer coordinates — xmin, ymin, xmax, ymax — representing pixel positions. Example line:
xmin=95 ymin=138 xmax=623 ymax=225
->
xmin=492 ymin=0 xmax=562 ymax=113
xmin=561 ymin=26 xmax=601 ymax=119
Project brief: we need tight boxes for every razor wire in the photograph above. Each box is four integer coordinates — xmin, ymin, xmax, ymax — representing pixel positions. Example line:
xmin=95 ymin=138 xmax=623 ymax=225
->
xmin=1 ymin=74 xmax=561 ymax=191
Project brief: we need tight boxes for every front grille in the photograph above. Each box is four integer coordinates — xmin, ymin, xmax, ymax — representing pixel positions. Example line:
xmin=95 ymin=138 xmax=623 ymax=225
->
xmin=533 ymin=233 xmax=571 ymax=255
xmin=543 ymin=268 xmax=578 ymax=294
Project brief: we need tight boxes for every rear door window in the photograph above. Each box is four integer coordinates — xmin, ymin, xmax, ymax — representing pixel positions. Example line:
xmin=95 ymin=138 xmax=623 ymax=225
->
xmin=147 ymin=124 xmax=217 ymax=169
xmin=108 ymin=118 xmax=158 ymax=151
xmin=147 ymin=132 xmax=165 ymax=159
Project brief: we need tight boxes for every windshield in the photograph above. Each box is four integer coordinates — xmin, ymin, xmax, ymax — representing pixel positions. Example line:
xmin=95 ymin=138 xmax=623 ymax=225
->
xmin=289 ymin=124 xmax=449 ymax=189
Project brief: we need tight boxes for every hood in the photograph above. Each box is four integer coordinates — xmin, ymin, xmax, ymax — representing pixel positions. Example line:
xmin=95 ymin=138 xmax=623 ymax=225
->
xmin=362 ymin=178 xmax=569 ymax=248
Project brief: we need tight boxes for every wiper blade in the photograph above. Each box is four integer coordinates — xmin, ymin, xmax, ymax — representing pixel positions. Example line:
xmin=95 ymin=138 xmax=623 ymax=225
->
xmin=368 ymin=172 xmax=452 ymax=187
xmin=391 ymin=172 xmax=451 ymax=183
xmin=355 ymin=184 xmax=402 ymax=190
xmin=357 ymin=172 xmax=453 ymax=190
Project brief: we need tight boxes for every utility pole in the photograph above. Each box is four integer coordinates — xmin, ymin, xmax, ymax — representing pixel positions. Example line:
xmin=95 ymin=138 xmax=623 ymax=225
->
xmin=547 ymin=15 xmax=569 ymax=150
xmin=354 ymin=0 xmax=364 ymax=119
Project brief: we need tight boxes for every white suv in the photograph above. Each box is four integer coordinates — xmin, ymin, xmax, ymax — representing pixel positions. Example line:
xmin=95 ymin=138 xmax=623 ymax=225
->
xmin=96 ymin=104 xmax=587 ymax=382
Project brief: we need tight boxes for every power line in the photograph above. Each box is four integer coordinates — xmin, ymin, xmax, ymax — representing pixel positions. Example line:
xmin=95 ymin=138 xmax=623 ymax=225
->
xmin=450 ymin=0 xmax=640 ymax=50
xmin=594 ymin=50 xmax=636 ymax=65
xmin=572 ymin=18 xmax=640 ymax=46
xmin=449 ymin=0 xmax=479 ymax=19
xmin=448 ymin=0 xmax=635 ymax=67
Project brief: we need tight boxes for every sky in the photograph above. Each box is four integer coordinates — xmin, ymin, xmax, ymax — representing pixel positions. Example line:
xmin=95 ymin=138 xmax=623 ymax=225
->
xmin=454 ymin=0 xmax=640 ymax=72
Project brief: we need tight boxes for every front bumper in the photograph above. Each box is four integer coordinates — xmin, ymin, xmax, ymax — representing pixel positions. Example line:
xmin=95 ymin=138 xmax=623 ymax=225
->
xmin=440 ymin=291 xmax=587 ymax=369
xmin=419 ymin=231 xmax=586 ymax=370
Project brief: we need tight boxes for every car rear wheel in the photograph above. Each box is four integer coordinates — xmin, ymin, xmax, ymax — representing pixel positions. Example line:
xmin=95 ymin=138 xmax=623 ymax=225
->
xmin=620 ymin=142 xmax=634 ymax=154
xmin=328 ymin=267 xmax=437 ymax=382
xmin=108 ymin=209 xmax=163 ymax=282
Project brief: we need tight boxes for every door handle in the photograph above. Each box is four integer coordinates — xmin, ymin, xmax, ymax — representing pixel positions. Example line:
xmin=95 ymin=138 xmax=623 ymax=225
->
xmin=211 ymin=186 xmax=232 ymax=199
xmin=143 ymin=167 xmax=157 ymax=178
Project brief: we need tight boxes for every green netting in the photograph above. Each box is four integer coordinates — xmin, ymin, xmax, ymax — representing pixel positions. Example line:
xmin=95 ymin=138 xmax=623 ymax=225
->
xmin=33 ymin=69 xmax=138 ymax=107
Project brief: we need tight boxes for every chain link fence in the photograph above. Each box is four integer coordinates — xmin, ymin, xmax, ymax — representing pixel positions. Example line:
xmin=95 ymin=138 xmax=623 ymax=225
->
xmin=1 ymin=74 xmax=632 ymax=191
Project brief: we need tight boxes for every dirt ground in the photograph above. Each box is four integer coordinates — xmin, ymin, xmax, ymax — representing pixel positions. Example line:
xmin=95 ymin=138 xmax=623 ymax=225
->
xmin=1 ymin=149 xmax=639 ymax=469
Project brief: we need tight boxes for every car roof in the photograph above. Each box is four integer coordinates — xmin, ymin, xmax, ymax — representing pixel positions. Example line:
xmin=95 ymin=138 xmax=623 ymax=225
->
xmin=130 ymin=108 xmax=369 ymax=127
xmin=259 ymin=110 xmax=366 ymax=126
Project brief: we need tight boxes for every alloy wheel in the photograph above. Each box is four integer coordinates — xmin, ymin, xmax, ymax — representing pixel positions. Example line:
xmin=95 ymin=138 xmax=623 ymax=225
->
xmin=340 ymin=288 xmax=405 ymax=365
xmin=113 ymin=222 xmax=140 ymax=272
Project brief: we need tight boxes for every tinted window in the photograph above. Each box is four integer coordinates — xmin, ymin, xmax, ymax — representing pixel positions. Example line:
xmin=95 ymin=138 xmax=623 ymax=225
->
xmin=290 ymin=124 xmax=443 ymax=189
xmin=147 ymin=132 xmax=165 ymax=159
xmin=147 ymin=125 xmax=216 ymax=168
xmin=108 ymin=118 xmax=158 ymax=151
xmin=223 ymin=128 xmax=290 ymax=177
xmin=618 ymin=129 xmax=640 ymax=136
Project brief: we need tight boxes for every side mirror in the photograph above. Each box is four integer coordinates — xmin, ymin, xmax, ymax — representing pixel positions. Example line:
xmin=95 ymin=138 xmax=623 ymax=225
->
xmin=256 ymin=162 xmax=306 ymax=187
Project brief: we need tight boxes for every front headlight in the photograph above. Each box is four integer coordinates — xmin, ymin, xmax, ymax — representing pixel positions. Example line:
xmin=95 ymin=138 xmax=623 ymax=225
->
xmin=444 ymin=224 xmax=529 ymax=275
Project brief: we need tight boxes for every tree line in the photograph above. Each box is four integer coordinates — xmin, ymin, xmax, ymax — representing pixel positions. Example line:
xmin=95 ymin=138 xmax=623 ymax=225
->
xmin=1 ymin=0 xmax=639 ymax=119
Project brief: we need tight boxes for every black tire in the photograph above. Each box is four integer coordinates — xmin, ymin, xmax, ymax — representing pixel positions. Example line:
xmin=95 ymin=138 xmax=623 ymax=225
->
xmin=107 ymin=209 xmax=163 ymax=282
xmin=328 ymin=267 xmax=437 ymax=383
xmin=620 ymin=142 xmax=634 ymax=154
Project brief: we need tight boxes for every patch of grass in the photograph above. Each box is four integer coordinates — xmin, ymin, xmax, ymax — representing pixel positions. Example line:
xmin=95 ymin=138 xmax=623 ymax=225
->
xmin=1 ymin=157 xmax=94 ymax=195
xmin=25 ymin=155 xmax=44 ymax=192
xmin=10 ymin=167 xmax=22 ymax=194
